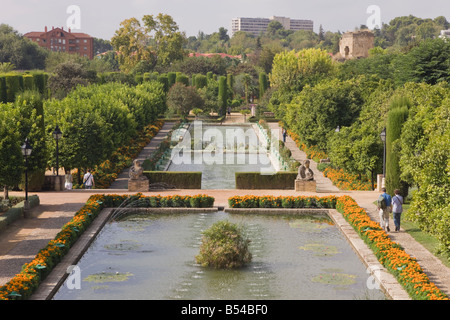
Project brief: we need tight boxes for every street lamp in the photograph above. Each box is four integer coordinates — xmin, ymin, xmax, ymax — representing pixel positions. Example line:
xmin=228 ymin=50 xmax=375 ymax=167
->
xmin=52 ymin=125 xmax=63 ymax=176
xmin=21 ymin=138 xmax=33 ymax=210
xmin=380 ymin=127 xmax=386 ymax=177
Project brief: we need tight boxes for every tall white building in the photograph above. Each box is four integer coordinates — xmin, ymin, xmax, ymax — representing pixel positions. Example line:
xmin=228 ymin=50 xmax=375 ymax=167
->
xmin=231 ymin=16 xmax=313 ymax=37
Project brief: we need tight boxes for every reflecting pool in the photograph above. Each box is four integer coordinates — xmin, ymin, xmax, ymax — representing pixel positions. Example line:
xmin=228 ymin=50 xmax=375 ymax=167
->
xmin=53 ymin=212 xmax=386 ymax=300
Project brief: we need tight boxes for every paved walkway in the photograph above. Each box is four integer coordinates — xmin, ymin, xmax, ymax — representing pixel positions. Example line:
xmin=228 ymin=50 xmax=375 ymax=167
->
xmin=108 ymin=122 xmax=176 ymax=189
xmin=0 ymin=117 xmax=449 ymax=299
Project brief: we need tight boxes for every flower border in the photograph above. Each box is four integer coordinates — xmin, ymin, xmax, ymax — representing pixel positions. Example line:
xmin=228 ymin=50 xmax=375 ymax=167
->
xmin=0 ymin=193 xmax=214 ymax=300
xmin=228 ymin=194 xmax=448 ymax=300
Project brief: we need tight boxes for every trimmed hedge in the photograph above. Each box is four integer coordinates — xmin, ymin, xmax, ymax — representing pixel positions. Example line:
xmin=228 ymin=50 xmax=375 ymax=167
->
xmin=144 ymin=171 xmax=202 ymax=189
xmin=0 ymin=195 xmax=40 ymax=231
xmin=235 ymin=172 xmax=297 ymax=189
xmin=0 ymin=72 xmax=49 ymax=103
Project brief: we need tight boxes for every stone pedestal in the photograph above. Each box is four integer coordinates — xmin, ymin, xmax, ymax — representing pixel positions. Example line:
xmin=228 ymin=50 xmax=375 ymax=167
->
xmin=295 ymin=179 xmax=316 ymax=192
xmin=44 ymin=175 xmax=65 ymax=191
xmin=376 ymin=174 xmax=385 ymax=192
xmin=128 ymin=179 xmax=149 ymax=192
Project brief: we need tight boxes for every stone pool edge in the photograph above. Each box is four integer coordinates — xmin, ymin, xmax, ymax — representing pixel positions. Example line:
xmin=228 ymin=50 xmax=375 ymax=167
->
xmin=31 ymin=207 xmax=410 ymax=300
xmin=29 ymin=207 xmax=220 ymax=300
xmin=225 ymin=208 xmax=411 ymax=300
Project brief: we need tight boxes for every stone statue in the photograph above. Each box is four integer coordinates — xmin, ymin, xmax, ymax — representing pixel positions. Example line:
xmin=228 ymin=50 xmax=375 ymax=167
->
xmin=129 ymin=159 xmax=146 ymax=180
xmin=297 ymin=160 xmax=314 ymax=181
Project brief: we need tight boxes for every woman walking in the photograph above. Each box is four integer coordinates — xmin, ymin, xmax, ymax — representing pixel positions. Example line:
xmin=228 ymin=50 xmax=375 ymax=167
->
xmin=392 ymin=189 xmax=404 ymax=232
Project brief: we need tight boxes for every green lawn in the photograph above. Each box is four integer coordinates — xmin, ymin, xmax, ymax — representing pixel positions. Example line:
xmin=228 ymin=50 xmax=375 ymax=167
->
xmin=401 ymin=204 xmax=450 ymax=268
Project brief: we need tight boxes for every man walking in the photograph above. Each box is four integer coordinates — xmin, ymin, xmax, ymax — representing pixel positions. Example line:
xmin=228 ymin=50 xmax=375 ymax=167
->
xmin=377 ymin=187 xmax=392 ymax=232
xmin=83 ymin=169 xmax=95 ymax=189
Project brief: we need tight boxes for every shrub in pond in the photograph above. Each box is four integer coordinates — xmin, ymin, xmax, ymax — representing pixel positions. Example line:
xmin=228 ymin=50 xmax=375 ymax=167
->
xmin=196 ymin=220 xmax=252 ymax=269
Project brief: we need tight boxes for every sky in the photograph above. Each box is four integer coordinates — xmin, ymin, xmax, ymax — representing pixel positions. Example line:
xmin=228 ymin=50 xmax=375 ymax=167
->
xmin=1 ymin=0 xmax=449 ymax=40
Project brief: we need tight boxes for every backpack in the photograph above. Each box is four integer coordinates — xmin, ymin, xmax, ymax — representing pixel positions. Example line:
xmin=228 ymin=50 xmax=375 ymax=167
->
xmin=378 ymin=194 xmax=387 ymax=210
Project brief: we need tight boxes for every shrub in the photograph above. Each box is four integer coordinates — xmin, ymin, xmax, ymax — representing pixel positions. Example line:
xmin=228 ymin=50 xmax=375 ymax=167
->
xmin=196 ymin=220 xmax=252 ymax=269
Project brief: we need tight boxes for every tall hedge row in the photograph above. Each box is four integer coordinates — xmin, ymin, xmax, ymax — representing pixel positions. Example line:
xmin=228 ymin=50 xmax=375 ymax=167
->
xmin=0 ymin=72 xmax=49 ymax=103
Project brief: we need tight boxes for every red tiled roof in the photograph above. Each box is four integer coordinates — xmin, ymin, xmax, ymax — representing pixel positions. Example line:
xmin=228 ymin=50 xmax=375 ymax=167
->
xmin=24 ymin=27 xmax=93 ymax=39
xmin=24 ymin=32 xmax=43 ymax=37
xmin=188 ymin=52 xmax=242 ymax=59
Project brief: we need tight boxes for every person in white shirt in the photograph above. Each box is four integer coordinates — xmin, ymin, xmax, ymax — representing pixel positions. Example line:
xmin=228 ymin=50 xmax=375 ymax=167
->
xmin=392 ymin=189 xmax=404 ymax=232
xmin=65 ymin=170 xmax=73 ymax=190
xmin=83 ymin=169 xmax=95 ymax=189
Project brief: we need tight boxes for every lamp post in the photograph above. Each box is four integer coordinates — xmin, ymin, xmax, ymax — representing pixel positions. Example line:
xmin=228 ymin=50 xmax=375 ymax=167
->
xmin=52 ymin=125 xmax=63 ymax=176
xmin=380 ymin=127 xmax=386 ymax=177
xmin=21 ymin=138 xmax=33 ymax=210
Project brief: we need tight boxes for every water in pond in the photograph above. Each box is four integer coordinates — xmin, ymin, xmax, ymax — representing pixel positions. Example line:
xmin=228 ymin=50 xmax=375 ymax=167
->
xmin=167 ymin=123 xmax=275 ymax=189
xmin=53 ymin=212 xmax=386 ymax=300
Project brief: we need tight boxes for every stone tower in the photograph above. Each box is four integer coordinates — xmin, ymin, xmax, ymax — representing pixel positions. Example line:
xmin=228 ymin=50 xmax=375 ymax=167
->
xmin=339 ymin=30 xmax=374 ymax=59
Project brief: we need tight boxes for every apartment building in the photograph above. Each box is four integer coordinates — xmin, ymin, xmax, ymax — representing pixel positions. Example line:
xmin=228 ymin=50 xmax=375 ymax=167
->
xmin=231 ymin=16 xmax=313 ymax=36
xmin=24 ymin=26 xmax=94 ymax=60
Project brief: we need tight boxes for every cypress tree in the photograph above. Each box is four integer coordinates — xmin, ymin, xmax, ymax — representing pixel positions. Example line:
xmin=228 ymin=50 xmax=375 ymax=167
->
xmin=385 ymin=96 xmax=410 ymax=197
xmin=167 ymin=72 xmax=176 ymax=87
xmin=259 ymin=72 xmax=268 ymax=99
xmin=195 ymin=74 xmax=207 ymax=89
xmin=0 ymin=76 xmax=6 ymax=103
xmin=5 ymin=74 xmax=22 ymax=102
xmin=218 ymin=76 xmax=228 ymax=116
xmin=157 ymin=75 xmax=169 ymax=92
xmin=176 ymin=74 xmax=189 ymax=86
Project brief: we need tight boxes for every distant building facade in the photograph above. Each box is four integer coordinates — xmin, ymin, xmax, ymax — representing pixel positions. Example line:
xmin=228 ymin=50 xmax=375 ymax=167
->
xmin=231 ymin=16 xmax=313 ymax=37
xmin=338 ymin=30 xmax=374 ymax=59
xmin=439 ymin=29 xmax=450 ymax=39
xmin=24 ymin=26 xmax=94 ymax=60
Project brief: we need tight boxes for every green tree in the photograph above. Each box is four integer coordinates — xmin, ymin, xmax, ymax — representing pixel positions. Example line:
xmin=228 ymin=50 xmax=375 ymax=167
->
xmin=285 ymin=77 xmax=364 ymax=150
xmin=398 ymin=83 xmax=450 ymax=254
xmin=14 ymin=91 xmax=48 ymax=191
xmin=0 ymin=24 xmax=48 ymax=70
xmin=218 ymin=76 xmax=228 ymax=116
xmin=0 ymin=104 xmax=22 ymax=199
xmin=385 ymin=96 xmax=410 ymax=196
xmin=142 ymin=13 xmax=186 ymax=67
xmin=111 ymin=17 xmax=153 ymax=72
xmin=259 ymin=72 xmax=268 ymax=99
xmin=394 ymin=38 xmax=450 ymax=86
xmin=270 ymin=48 xmax=335 ymax=93
xmin=167 ymin=83 xmax=204 ymax=119
xmin=47 ymin=61 xmax=95 ymax=98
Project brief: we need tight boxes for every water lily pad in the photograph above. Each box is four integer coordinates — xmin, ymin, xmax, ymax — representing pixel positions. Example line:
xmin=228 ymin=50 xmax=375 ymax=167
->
xmin=289 ymin=220 xmax=329 ymax=232
xmin=83 ymin=272 xmax=133 ymax=283
xmin=311 ymin=272 xmax=356 ymax=286
xmin=104 ymin=240 xmax=142 ymax=251
xmin=298 ymin=243 xmax=340 ymax=256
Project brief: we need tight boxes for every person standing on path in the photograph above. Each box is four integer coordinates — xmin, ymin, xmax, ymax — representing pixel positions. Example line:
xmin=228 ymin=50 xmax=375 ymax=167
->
xmin=377 ymin=187 xmax=392 ymax=232
xmin=64 ymin=170 xmax=73 ymax=190
xmin=392 ymin=189 xmax=404 ymax=232
xmin=83 ymin=169 xmax=95 ymax=189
